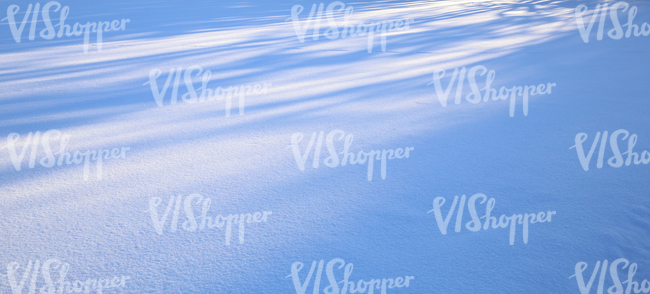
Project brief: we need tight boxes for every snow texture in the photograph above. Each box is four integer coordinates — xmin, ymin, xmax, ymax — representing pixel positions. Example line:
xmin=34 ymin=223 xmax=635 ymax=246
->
xmin=0 ymin=0 xmax=649 ymax=293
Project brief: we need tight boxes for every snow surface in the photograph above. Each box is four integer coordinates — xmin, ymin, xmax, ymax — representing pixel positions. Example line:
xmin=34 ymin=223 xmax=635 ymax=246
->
xmin=0 ymin=0 xmax=649 ymax=293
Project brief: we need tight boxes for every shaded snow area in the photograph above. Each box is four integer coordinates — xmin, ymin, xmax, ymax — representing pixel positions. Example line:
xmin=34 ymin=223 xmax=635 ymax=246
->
xmin=1 ymin=0 xmax=649 ymax=293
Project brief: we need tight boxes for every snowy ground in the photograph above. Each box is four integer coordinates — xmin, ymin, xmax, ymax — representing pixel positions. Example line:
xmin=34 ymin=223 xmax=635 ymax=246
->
xmin=1 ymin=0 xmax=649 ymax=293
